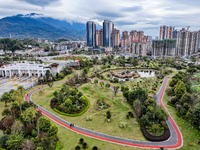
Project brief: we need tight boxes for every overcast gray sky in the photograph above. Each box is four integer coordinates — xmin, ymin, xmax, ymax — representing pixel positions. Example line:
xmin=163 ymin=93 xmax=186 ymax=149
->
xmin=0 ymin=0 xmax=200 ymax=37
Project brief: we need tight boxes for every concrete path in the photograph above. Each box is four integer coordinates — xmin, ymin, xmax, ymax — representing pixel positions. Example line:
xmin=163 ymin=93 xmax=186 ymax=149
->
xmin=25 ymin=73 xmax=183 ymax=149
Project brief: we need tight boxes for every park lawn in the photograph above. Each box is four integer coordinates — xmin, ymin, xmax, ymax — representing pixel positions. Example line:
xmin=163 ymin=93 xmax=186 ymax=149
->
xmin=50 ymin=119 xmax=149 ymax=150
xmin=163 ymin=78 xmax=200 ymax=150
xmin=31 ymin=82 xmax=146 ymax=141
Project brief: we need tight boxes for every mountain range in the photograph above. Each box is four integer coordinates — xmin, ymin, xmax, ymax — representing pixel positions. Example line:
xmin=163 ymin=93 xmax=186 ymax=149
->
xmin=0 ymin=13 xmax=101 ymax=40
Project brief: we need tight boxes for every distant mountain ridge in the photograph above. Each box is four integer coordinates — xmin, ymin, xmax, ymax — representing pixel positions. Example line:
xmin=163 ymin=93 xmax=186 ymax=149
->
xmin=0 ymin=13 xmax=101 ymax=40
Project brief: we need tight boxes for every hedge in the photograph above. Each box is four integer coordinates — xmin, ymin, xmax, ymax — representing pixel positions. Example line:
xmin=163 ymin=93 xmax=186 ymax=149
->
xmin=141 ymin=127 xmax=170 ymax=141
xmin=0 ymin=148 xmax=6 ymax=150
xmin=52 ymin=96 xmax=90 ymax=117
xmin=55 ymin=141 xmax=61 ymax=150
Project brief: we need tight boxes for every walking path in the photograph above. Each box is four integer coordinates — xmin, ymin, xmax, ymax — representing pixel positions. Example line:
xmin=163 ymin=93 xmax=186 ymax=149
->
xmin=25 ymin=72 xmax=183 ymax=149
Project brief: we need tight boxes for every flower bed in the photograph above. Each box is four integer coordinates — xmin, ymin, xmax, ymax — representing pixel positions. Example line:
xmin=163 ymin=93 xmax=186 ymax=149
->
xmin=50 ymin=96 xmax=90 ymax=117
xmin=141 ymin=126 xmax=170 ymax=141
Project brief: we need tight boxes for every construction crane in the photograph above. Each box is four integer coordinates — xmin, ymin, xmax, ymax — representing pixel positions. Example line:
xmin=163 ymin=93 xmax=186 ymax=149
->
xmin=182 ymin=26 xmax=190 ymax=31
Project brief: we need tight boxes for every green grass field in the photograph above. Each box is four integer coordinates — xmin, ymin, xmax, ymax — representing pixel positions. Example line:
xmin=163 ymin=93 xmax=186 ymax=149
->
xmin=31 ymin=82 xmax=146 ymax=141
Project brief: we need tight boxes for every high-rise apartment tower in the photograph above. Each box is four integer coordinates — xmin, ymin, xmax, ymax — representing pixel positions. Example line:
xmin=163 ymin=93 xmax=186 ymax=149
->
xmin=86 ymin=21 xmax=96 ymax=47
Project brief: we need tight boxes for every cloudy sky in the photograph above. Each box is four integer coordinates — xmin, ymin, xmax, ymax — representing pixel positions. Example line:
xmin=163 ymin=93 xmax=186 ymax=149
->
xmin=0 ymin=0 xmax=200 ymax=37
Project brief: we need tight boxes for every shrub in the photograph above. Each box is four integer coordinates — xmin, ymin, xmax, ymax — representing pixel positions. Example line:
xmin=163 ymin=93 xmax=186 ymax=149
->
xmin=83 ymin=142 xmax=87 ymax=148
xmin=141 ymin=127 xmax=170 ymax=141
xmin=119 ymin=122 xmax=127 ymax=128
xmin=92 ymin=146 xmax=98 ymax=150
xmin=52 ymin=96 xmax=90 ymax=117
xmin=55 ymin=141 xmax=61 ymax=150
xmin=75 ymin=145 xmax=80 ymax=150
xmin=180 ymin=107 xmax=187 ymax=116
xmin=86 ymin=116 xmax=92 ymax=121
xmin=79 ymin=138 xmax=84 ymax=144
xmin=0 ymin=134 xmax=8 ymax=148
xmin=32 ymin=129 xmax=37 ymax=137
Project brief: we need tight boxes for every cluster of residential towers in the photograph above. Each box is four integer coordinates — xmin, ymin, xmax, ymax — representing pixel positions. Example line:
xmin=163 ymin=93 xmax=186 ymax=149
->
xmin=86 ymin=22 xmax=200 ymax=57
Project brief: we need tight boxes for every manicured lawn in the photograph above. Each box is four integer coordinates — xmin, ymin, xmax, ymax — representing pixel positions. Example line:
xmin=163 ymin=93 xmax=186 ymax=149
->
xmin=31 ymin=82 xmax=146 ymax=141
xmin=51 ymin=120 xmax=148 ymax=150
xmin=163 ymin=78 xmax=200 ymax=150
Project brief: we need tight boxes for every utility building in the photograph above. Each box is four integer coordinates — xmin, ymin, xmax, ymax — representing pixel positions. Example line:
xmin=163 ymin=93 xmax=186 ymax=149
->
xmin=176 ymin=30 xmax=199 ymax=56
xmin=152 ymin=39 xmax=176 ymax=57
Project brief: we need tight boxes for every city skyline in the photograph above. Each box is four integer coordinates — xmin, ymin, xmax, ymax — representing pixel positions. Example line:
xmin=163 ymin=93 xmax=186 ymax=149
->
xmin=0 ymin=0 xmax=200 ymax=37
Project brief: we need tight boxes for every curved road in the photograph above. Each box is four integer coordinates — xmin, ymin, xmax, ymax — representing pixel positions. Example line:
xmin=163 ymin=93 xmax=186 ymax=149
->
xmin=25 ymin=74 xmax=183 ymax=149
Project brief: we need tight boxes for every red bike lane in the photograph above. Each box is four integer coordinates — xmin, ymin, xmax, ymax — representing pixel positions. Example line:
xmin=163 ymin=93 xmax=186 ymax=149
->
xmin=25 ymin=75 xmax=183 ymax=149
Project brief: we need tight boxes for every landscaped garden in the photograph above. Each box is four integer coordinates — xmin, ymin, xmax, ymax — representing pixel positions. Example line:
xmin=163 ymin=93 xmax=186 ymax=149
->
xmin=31 ymin=81 xmax=147 ymax=141
xmin=50 ymin=85 xmax=90 ymax=116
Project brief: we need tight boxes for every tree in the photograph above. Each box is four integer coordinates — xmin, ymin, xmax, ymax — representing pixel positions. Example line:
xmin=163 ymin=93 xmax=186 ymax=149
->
xmin=3 ymin=115 xmax=14 ymax=129
xmin=65 ymin=98 xmax=72 ymax=106
xmin=39 ymin=116 xmax=51 ymax=132
xmin=166 ymin=57 xmax=172 ymax=64
xmin=11 ymin=121 xmax=24 ymax=134
xmin=113 ymin=86 xmax=119 ymax=97
xmin=53 ymin=91 xmax=58 ymax=97
xmin=133 ymin=58 xmax=138 ymax=67
xmin=21 ymin=139 xmax=35 ymax=150
xmin=47 ymin=81 xmax=53 ymax=89
xmin=6 ymin=132 xmax=24 ymax=150
xmin=152 ymin=124 xmax=160 ymax=135
xmin=105 ymin=83 xmax=110 ymax=89
xmin=155 ymin=106 xmax=168 ymax=122
xmin=79 ymin=96 xmax=86 ymax=103
xmin=0 ymin=134 xmax=8 ymax=148
xmin=2 ymin=108 xmax=10 ymax=116
xmin=140 ymin=115 xmax=149 ymax=125
xmin=69 ymin=89 xmax=77 ymax=96
xmin=106 ymin=111 xmax=111 ymax=121
xmin=47 ymin=125 xmax=58 ymax=137
xmin=22 ymin=107 xmax=37 ymax=124
xmin=187 ymin=68 xmax=197 ymax=74
xmin=180 ymin=93 xmax=191 ymax=105
xmin=44 ymin=45 xmax=50 ymax=52
xmin=174 ymin=80 xmax=186 ymax=100
xmin=12 ymin=86 xmax=25 ymax=114
xmin=193 ymin=105 xmax=200 ymax=126
xmin=36 ymin=147 xmax=43 ymax=150
xmin=100 ymin=81 xmax=104 ymax=88
xmin=94 ymin=79 xmax=98 ymax=86
xmin=1 ymin=92 xmax=12 ymax=107
xmin=83 ymin=67 xmax=89 ymax=74
xmin=169 ymin=78 xmax=178 ymax=87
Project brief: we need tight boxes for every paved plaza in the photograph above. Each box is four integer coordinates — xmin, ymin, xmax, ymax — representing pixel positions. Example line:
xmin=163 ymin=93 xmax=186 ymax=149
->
xmin=0 ymin=77 xmax=36 ymax=97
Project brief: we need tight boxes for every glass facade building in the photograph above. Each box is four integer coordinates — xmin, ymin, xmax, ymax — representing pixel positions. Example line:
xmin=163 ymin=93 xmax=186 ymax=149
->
xmin=86 ymin=21 xmax=96 ymax=47
xmin=103 ymin=20 xmax=114 ymax=47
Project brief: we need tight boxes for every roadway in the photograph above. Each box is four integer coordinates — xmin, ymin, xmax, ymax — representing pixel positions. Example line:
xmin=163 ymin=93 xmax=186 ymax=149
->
xmin=25 ymin=73 xmax=183 ymax=149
